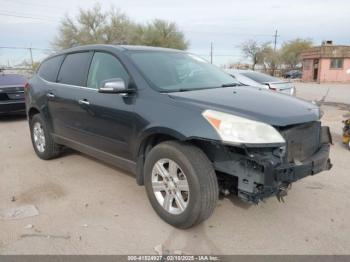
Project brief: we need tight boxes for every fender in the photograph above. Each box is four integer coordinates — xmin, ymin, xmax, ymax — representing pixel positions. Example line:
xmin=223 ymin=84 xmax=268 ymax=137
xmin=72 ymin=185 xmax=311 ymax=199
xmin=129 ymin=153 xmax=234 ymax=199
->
xmin=26 ymin=103 xmax=54 ymax=133
xmin=133 ymin=126 xmax=187 ymax=159
xmin=132 ymin=126 xmax=188 ymax=185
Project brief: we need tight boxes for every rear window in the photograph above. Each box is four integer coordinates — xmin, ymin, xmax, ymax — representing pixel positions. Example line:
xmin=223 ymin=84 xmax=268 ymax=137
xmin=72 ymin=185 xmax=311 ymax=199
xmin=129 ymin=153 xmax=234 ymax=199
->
xmin=38 ymin=55 xmax=64 ymax=82
xmin=57 ymin=52 xmax=92 ymax=86
xmin=241 ymin=71 xmax=278 ymax=83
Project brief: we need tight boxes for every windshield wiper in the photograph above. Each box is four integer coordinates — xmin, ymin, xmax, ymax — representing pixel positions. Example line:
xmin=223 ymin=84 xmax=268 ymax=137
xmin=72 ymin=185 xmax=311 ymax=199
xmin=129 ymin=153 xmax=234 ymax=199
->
xmin=221 ymin=83 xmax=241 ymax=87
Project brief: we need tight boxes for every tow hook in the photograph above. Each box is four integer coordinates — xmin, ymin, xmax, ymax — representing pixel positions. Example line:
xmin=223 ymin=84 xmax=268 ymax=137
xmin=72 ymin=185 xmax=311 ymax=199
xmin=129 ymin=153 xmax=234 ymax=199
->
xmin=276 ymin=183 xmax=292 ymax=203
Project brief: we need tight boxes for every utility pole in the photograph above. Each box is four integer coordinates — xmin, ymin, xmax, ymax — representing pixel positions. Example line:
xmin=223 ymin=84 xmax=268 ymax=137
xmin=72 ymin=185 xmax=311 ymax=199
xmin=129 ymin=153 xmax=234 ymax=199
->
xmin=29 ymin=47 xmax=34 ymax=69
xmin=273 ymin=29 xmax=279 ymax=52
xmin=210 ymin=42 xmax=213 ymax=64
xmin=272 ymin=30 xmax=279 ymax=76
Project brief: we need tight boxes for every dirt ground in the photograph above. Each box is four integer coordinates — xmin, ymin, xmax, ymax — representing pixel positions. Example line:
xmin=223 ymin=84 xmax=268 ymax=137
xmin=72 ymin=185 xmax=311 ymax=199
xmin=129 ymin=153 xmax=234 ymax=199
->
xmin=0 ymin=82 xmax=349 ymax=255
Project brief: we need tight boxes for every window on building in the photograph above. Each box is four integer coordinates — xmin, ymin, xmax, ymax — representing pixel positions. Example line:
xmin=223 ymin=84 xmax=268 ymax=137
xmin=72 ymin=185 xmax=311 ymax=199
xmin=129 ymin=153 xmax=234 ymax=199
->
xmin=330 ymin=58 xmax=343 ymax=69
xmin=303 ymin=60 xmax=311 ymax=70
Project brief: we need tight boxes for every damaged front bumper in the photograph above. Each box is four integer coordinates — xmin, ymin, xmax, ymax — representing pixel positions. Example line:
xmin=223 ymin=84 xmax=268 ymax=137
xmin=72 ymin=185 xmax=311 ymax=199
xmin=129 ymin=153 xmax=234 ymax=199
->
xmin=238 ymin=143 xmax=332 ymax=203
xmin=204 ymin=122 xmax=333 ymax=204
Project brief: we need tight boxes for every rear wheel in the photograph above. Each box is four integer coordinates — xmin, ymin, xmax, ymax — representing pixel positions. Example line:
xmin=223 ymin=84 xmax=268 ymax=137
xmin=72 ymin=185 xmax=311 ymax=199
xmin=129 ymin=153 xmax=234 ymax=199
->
xmin=144 ymin=141 xmax=218 ymax=228
xmin=30 ymin=114 xmax=62 ymax=160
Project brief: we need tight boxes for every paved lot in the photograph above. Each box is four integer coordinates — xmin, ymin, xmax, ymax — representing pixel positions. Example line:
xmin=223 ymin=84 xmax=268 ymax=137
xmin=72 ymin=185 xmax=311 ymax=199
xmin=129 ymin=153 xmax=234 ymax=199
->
xmin=295 ymin=82 xmax=350 ymax=106
xmin=0 ymin=83 xmax=350 ymax=255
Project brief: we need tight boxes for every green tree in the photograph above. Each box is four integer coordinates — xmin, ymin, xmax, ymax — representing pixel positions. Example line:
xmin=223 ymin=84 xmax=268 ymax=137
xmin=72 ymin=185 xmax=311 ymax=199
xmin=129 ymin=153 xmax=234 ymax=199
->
xmin=140 ymin=20 xmax=188 ymax=50
xmin=52 ymin=4 xmax=188 ymax=50
xmin=280 ymin=38 xmax=313 ymax=69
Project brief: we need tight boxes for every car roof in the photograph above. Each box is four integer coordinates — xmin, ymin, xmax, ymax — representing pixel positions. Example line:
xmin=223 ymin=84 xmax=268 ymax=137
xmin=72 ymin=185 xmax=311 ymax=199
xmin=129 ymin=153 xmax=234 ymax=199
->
xmin=44 ymin=44 xmax=186 ymax=63
xmin=118 ymin=45 xmax=184 ymax=52
xmin=0 ymin=73 xmax=27 ymax=86
xmin=53 ymin=44 xmax=184 ymax=55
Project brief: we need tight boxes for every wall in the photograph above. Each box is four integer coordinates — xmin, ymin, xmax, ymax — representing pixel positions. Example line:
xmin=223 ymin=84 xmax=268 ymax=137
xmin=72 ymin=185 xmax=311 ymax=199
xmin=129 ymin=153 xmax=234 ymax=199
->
xmin=319 ymin=58 xmax=350 ymax=83
xmin=302 ymin=59 xmax=314 ymax=82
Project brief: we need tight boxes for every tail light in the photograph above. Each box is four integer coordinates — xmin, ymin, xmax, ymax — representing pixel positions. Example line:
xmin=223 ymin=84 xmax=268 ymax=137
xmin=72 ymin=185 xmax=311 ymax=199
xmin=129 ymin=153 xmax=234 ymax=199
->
xmin=24 ymin=82 xmax=30 ymax=90
xmin=268 ymin=84 xmax=277 ymax=91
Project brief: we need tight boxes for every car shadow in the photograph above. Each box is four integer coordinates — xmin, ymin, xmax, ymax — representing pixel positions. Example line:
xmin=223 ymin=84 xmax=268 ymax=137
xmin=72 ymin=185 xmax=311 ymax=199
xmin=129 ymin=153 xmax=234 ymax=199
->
xmin=0 ymin=113 xmax=27 ymax=122
xmin=60 ymin=147 xmax=255 ymax=209
xmin=224 ymin=194 xmax=252 ymax=210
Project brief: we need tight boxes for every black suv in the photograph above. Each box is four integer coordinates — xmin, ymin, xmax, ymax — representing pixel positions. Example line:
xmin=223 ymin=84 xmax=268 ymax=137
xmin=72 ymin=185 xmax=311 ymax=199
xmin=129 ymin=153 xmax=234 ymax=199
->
xmin=25 ymin=45 xmax=332 ymax=228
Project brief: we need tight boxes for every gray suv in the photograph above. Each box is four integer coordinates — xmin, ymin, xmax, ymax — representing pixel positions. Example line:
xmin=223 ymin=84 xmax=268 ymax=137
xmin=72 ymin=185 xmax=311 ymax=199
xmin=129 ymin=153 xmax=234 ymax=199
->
xmin=25 ymin=45 xmax=332 ymax=228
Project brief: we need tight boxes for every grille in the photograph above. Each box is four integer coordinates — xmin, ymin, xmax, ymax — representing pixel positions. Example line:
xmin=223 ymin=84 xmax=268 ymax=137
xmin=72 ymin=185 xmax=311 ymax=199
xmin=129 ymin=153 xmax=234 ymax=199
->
xmin=280 ymin=121 xmax=321 ymax=163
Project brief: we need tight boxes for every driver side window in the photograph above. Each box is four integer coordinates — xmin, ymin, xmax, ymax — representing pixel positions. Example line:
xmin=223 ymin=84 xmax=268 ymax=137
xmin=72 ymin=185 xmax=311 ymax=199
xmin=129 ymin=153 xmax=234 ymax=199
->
xmin=87 ymin=52 xmax=129 ymax=89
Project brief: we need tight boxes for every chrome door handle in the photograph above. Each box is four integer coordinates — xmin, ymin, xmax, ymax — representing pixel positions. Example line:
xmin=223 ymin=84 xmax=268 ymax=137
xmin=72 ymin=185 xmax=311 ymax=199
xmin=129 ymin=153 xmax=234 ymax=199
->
xmin=46 ymin=93 xmax=55 ymax=98
xmin=78 ymin=99 xmax=90 ymax=105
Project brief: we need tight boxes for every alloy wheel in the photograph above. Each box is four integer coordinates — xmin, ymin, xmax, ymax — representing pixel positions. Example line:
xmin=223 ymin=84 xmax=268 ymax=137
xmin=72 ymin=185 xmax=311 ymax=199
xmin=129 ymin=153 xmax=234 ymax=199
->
xmin=151 ymin=158 xmax=190 ymax=215
xmin=33 ymin=122 xmax=46 ymax=153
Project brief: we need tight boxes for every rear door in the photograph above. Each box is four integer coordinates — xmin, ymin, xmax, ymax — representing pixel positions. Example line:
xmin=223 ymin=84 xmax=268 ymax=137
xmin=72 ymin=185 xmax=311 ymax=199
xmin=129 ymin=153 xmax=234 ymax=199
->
xmin=47 ymin=51 xmax=93 ymax=140
xmin=73 ymin=51 xmax=136 ymax=160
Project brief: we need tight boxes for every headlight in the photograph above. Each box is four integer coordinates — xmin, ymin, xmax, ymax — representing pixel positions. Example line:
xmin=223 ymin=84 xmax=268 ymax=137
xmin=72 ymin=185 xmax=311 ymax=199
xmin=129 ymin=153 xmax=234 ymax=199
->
xmin=202 ymin=109 xmax=285 ymax=145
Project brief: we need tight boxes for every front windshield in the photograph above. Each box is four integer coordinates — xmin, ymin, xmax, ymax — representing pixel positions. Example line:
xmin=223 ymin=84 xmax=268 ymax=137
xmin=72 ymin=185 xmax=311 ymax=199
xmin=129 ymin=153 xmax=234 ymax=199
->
xmin=128 ymin=51 xmax=240 ymax=92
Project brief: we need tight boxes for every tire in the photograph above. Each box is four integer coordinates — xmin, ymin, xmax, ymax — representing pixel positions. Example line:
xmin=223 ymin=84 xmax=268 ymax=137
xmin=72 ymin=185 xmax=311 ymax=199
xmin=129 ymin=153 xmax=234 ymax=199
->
xmin=144 ymin=141 xmax=218 ymax=229
xmin=29 ymin=113 xmax=62 ymax=160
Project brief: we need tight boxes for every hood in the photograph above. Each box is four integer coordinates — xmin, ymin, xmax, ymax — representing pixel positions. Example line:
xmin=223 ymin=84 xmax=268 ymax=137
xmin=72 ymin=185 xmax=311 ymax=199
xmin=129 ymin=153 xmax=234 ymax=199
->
xmin=168 ymin=86 xmax=320 ymax=127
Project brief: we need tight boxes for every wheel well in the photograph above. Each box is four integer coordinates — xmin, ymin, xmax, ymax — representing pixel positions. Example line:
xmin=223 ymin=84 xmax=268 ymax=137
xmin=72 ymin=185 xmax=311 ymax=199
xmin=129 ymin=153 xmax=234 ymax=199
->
xmin=135 ymin=133 xmax=179 ymax=185
xmin=28 ymin=107 xmax=40 ymax=120
xmin=139 ymin=134 xmax=177 ymax=158
xmin=135 ymin=134 xmax=217 ymax=185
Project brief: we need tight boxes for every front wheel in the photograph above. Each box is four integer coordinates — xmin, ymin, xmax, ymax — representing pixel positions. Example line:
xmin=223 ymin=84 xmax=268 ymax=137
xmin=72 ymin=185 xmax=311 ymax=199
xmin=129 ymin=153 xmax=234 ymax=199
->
xmin=144 ymin=141 xmax=218 ymax=229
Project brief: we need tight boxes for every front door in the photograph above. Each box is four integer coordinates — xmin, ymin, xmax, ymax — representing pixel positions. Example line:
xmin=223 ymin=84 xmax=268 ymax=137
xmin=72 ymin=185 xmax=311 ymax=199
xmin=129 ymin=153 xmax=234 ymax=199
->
xmin=75 ymin=51 xmax=136 ymax=160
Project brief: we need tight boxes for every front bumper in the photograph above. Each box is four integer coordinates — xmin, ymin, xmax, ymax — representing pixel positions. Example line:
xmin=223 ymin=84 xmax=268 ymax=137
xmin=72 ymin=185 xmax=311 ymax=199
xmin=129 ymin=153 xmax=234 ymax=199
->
xmin=208 ymin=124 xmax=332 ymax=203
xmin=238 ymin=143 xmax=332 ymax=203
xmin=0 ymin=100 xmax=25 ymax=114
xmin=275 ymin=144 xmax=331 ymax=183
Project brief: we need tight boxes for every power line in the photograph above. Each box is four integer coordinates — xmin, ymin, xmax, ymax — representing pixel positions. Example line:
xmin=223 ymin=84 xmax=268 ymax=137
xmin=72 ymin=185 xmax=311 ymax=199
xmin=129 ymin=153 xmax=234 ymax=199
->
xmin=0 ymin=46 xmax=54 ymax=51
xmin=0 ymin=0 xmax=67 ymax=12
xmin=0 ymin=8 xmax=59 ymax=19
xmin=183 ymin=30 xmax=276 ymax=38
xmin=0 ymin=12 xmax=59 ymax=22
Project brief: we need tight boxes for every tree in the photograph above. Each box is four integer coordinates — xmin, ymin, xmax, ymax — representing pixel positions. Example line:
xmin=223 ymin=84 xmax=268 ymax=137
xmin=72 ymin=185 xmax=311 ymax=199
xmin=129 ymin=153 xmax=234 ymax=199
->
xmin=240 ymin=40 xmax=270 ymax=70
xmin=140 ymin=20 xmax=188 ymax=50
xmin=260 ymin=44 xmax=281 ymax=75
xmin=280 ymin=38 xmax=313 ymax=69
xmin=52 ymin=4 xmax=188 ymax=50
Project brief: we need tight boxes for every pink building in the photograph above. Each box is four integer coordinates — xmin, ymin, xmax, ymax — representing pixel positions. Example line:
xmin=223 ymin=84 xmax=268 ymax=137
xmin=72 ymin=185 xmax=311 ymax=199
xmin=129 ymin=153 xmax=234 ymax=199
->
xmin=300 ymin=41 xmax=350 ymax=83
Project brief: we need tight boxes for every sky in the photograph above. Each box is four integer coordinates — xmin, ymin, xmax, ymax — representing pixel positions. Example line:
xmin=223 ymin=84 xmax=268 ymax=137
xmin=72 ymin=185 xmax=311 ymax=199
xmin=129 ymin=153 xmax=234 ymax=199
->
xmin=0 ymin=0 xmax=349 ymax=66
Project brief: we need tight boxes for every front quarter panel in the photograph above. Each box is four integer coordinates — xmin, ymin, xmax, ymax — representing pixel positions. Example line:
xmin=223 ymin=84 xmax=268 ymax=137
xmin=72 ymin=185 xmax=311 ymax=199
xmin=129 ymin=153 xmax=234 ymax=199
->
xmin=131 ymin=88 xmax=221 ymax=158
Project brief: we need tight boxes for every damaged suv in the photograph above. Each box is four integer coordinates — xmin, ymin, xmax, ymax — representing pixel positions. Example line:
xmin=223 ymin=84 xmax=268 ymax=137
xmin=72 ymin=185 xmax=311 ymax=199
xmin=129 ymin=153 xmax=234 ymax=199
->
xmin=25 ymin=45 xmax=332 ymax=228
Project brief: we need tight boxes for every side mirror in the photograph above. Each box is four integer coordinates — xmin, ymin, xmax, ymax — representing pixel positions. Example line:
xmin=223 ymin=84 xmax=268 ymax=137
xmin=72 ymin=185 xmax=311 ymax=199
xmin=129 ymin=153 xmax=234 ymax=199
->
xmin=98 ymin=78 xmax=133 ymax=94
